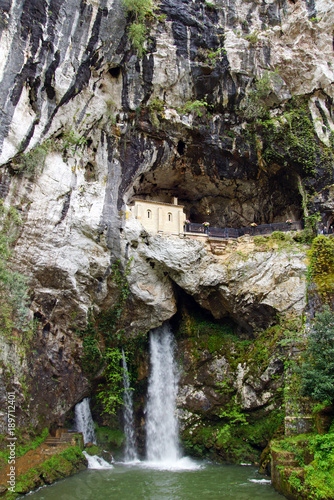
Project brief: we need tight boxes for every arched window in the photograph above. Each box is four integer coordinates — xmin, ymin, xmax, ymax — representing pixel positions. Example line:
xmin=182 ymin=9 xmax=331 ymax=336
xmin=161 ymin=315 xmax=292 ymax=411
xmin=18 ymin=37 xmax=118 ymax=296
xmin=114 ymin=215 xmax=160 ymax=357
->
xmin=168 ymin=212 xmax=172 ymax=222
xmin=147 ymin=210 xmax=152 ymax=219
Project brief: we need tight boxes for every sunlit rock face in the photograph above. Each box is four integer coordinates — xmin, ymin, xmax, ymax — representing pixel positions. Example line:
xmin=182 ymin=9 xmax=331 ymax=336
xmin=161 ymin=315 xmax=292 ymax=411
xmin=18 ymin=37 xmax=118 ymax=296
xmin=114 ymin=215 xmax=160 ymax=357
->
xmin=0 ymin=0 xmax=332 ymax=431
xmin=122 ymin=217 xmax=307 ymax=332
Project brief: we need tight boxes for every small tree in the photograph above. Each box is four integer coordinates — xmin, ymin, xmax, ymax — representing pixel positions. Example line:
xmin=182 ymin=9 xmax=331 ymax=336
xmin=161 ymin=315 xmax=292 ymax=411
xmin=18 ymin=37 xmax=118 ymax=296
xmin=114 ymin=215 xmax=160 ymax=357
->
xmin=301 ymin=307 xmax=334 ymax=403
xmin=122 ymin=0 xmax=153 ymax=56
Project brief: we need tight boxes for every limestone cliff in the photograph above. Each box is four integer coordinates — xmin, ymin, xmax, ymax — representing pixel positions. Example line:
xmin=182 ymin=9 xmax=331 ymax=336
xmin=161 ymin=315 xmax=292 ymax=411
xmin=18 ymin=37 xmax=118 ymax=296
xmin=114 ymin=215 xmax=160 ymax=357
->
xmin=0 ymin=0 xmax=332 ymax=442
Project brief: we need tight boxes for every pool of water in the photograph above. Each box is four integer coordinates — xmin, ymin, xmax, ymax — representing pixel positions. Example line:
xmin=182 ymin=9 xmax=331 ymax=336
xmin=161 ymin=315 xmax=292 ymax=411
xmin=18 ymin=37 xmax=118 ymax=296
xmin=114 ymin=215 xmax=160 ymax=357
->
xmin=27 ymin=461 xmax=285 ymax=500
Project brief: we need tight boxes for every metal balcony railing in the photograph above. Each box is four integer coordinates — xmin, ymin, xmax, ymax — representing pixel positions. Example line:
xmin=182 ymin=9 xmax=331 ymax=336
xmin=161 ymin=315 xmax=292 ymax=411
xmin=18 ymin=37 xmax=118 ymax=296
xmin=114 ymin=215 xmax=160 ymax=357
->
xmin=184 ymin=221 xmax=303 ymax=239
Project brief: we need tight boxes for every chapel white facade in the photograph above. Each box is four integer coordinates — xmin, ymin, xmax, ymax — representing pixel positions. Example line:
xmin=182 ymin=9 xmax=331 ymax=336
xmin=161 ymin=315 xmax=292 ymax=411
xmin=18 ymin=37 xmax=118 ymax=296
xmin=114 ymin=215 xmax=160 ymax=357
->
xmin=129 ymin=197 xmax=186 ymax=235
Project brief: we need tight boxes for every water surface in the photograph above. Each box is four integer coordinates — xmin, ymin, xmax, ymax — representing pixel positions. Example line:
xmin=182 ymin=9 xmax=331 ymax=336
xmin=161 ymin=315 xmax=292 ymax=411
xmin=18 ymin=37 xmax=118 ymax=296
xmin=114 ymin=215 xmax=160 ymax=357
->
xmin=28 ymin=462 xmax=285 ymax=500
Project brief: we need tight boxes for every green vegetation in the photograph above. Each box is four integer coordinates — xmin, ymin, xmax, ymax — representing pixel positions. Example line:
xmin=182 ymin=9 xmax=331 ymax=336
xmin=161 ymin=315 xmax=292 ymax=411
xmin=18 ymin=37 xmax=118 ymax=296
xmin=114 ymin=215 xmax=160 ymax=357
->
xmin=307 ymin=235 xmax=334 ymax=302
xmin=0 ymin=428 xmax=49 ymax=470
xmin=6 ymin=446 xmax=86 ymax=499
xmin=10 ymin=128 xmax=88 ymax=176
xmin=78 ymin=259 xmax=132 ymax=373
xmin=11 ymin=141 xmax=51 ymax=177
xmin=77 ymin=259 xmax=144 ymax=416
xmin=95 ymin=425 xmax=125 ymax=451
xmin=262 ymin=105 xmax=314 ymax=174
xmin=183 ymin=409 xmax=284 ymax=464
xmin=272 ymin=432 xmax=334 ymax=500
xmin=148 ymin=97 xmax=165 ymax=113
xmin=179 ymin=308 xmax=302 ymax=372
xmin=244 ymin=30 xmax=259 ymax=47
xmin=291 ymin=213 xmax=320 ymax=245
xmin=96 ymin=347 xmax=124 ymax=415
xmin=301 ymin=307 xmax=334 ymax=403
xmin=60 ymin=129 xmax=87 ymax=158
xmin=128 ymin=22 xmax=147 ymax=56
xmin=242 ymin=80 xmax=334 ymax=180
xmin=177 ymin=309 xmax=299 ymax=462
xmin=122 ymin=0 xmax=154 ymax=56
xmin=253 ymin=230 xmax=308 ymax=251
xmin=179 ymin=99 xmax=209 ymax=118
xmin=0 ymin=200 xmax=31 ymax=339
xmin=242 ymin=71 xmax=277 ymax=120
xmin=197 ymin=46 xmax=226 ymax=67
xmin=79 ymin=310 xmax=104 ymax=373
xmin=258 ymin=98 xmax=332 ymax=176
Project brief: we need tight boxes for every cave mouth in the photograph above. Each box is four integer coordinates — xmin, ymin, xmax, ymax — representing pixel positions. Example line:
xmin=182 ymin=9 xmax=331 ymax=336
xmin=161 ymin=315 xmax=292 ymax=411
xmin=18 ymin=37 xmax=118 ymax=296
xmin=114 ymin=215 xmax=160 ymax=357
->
xmin=128 ymin=167 xmax=303 ymax=229
xmin=170 ymin=286 xmax=249 ymax=340
xmin=108 ymin=66 xmax=121 ymax=78
xmin=177 ymin=140 xmax=186 ymax=155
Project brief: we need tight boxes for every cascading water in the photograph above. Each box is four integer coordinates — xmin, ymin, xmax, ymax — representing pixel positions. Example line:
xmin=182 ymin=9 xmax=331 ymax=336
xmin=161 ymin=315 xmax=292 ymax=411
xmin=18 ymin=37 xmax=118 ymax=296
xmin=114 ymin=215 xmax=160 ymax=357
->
xmin=122 ymin=349 xmax=138 ymax=462
xmin=145 ymin=323 xmax=181 ymax=464
xmin=74 ymin=397 xmax=96 ymax=445
xmin=82 ymin=451 xmax=113 ymax=469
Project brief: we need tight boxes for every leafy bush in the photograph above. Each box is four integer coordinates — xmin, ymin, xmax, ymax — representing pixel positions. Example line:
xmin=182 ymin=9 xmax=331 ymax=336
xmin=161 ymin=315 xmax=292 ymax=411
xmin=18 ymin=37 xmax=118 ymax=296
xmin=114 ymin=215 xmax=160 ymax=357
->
xmin=11 ymin=142 xmax=50 ymax=176
xmin=180 ymin=99 xmax=209 ymax=117
xmin=122 ymin=0 xmax=153 ymax=18
xmin=241 ymin=71 xmax=276 ymax=120
xmin=122 ymin=0 xmax=153 ymax=56
xmin=301 ymin=307 xmax=334 ymax=403
xmin=271 ymin=231 xmax=287 ymax=241
xmin=96 ymin=348 xmax=124 ymax=415
xmin=308 ymin=235 xmax=334 ymax=301
xmin=128 ymin=22 xmax=147 ymax=56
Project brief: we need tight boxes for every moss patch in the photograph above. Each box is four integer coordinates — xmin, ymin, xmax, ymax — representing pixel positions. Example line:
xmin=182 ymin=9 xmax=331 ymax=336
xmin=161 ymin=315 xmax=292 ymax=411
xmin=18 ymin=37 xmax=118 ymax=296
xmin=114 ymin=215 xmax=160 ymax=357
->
xmin=0 ymin=428 xmax=49 ymax=471
xmin=271 ymin=432 xmax=334 ymax=500
xmin=176 ymin=308 xmax=295 ymax=463
xmin=95 ymin=425 xmax=124 ymax=451
xmin=3 ymin=446 xmax=86 ymax=499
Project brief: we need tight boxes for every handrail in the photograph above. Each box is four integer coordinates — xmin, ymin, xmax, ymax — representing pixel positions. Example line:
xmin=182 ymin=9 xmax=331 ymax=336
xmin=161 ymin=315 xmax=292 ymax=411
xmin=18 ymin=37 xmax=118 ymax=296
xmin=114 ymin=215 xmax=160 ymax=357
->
xmin=184 ymin=221 xmax=303 ymax=239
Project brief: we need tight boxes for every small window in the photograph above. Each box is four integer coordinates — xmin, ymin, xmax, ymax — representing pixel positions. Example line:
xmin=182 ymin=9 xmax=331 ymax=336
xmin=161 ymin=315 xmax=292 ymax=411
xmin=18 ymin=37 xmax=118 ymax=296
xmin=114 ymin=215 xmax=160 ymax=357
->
xmin=168 ymin=212 xmax=172 ymax=222
xmin=147 ymin=210 xmax=152 ymax=219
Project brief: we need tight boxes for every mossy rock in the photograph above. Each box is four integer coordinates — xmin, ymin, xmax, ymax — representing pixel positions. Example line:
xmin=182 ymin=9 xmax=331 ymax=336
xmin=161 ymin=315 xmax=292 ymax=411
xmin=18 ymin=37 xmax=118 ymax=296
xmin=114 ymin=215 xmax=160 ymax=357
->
xmin=7 ymin=446 xmax=87 ymax=499
xmin=96 ymin=426 xmax=124 ymax=450
xmin=84 ymin=444 xmax=100 ymax=456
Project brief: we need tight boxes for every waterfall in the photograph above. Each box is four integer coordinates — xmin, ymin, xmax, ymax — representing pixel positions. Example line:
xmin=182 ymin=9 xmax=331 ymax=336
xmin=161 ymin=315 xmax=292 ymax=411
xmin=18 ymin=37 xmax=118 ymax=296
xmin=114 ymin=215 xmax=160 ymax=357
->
xmin=74 ymin=397 xmax=96 ymax=445
xmin=145 ymin=323 xmax=180 ymax=464
xmin=122 ymin=349 xmax=138 ymax=462
xmin=82 ymin=451 xmax=113 ymax=469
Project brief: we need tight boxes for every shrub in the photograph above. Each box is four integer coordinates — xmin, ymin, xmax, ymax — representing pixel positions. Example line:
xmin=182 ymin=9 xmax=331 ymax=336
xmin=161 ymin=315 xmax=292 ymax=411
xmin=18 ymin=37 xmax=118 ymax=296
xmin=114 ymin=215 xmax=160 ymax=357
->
xmin=96 ymin=347 xmax=124 ymax=415
xmin=301 ymin=307 xmax=334 ymax=403
xmin=241 ymin=71 xmax=274 ymax=120
xmin=128 ymin=22 xmax=147 ymax=56
xmin=122 ymin=0 xmax=153 ymax=56
xmin=308 ymin=235 xmax=334 ymax=301
xmin=271 ymin=231 xmax=287 ymax=241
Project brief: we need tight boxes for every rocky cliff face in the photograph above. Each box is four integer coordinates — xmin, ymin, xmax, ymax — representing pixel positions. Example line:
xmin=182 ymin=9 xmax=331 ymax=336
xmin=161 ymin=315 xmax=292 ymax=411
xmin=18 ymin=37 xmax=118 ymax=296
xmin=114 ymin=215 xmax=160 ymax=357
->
xmin=0 ymin=0 xmax=332 ymax=435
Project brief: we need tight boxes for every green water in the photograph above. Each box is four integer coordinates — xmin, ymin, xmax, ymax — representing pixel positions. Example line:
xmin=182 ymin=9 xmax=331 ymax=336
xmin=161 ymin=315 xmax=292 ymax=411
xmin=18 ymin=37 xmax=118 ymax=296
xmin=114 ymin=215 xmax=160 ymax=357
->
xmin=28 ymin=462 xmax=285 ymax=500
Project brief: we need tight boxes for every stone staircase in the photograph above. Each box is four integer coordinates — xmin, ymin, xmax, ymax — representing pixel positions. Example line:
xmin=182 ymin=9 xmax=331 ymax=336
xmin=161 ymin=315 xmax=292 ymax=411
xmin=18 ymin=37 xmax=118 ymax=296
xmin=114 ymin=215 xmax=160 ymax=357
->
xmin=209 ymin=239 xmax=229 ymax=255
xmin=43 ymin=429 xmax=83 ymax=449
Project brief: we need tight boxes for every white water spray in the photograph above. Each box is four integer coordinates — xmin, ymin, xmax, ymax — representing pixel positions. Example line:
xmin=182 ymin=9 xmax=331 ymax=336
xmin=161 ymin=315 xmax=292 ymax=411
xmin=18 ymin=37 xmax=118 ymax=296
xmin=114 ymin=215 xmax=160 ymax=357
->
xmin=83 ymin=451 xmax=113 ymax=469
xmin=122 ymin=349 xmax=138 ymax=462
xmin=145 ymin=323 xmax=181 ymax=464
xmin=74 ymin=398 xmax=96 ymax=445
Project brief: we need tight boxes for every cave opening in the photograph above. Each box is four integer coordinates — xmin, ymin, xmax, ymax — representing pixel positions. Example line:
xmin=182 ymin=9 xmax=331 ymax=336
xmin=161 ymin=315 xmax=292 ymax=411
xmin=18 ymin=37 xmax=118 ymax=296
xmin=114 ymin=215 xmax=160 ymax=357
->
xmin=127 ymin=148 xmax=303 ymax=229
xmin=170 ymin=285 xmax=249 ymax=340
xmin=108 ymin=66 xmax=121 ymax=78
xmin=177 ymin=140 xmax=186 ymax=155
